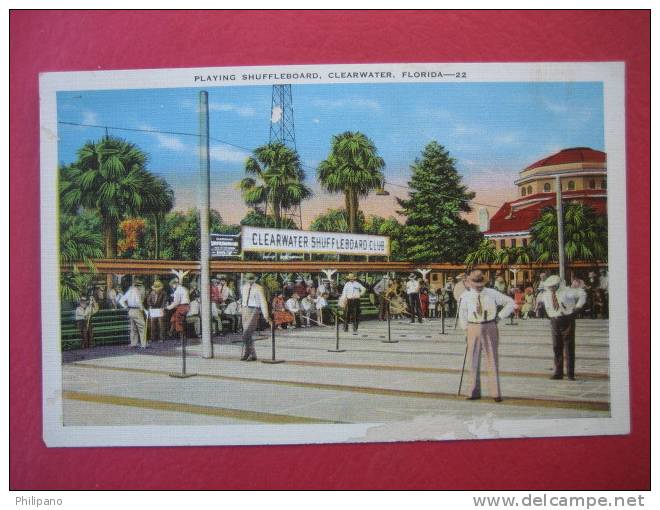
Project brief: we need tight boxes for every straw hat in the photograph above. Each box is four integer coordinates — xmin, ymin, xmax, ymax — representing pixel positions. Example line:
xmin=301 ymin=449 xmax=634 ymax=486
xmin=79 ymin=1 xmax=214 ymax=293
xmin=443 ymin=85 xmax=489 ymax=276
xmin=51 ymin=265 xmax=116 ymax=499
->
xmin=244 ymin=273 xmax=256 ymax=280
xmin=346 ymin=273 xmax=356 ymax=280
xmin=544 ymin=275 xmax=561 ymax=288
xmin=152 ymin=280 xmax=163 ymax=291
xmin=467 ymin=270 xmax=486 ymax=289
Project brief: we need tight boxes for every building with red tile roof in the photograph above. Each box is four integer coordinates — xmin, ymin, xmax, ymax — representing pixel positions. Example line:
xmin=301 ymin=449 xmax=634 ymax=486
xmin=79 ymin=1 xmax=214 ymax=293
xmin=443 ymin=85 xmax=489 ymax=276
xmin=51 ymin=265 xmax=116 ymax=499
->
xmin=482 ymin=147 xmax=607 ymax=248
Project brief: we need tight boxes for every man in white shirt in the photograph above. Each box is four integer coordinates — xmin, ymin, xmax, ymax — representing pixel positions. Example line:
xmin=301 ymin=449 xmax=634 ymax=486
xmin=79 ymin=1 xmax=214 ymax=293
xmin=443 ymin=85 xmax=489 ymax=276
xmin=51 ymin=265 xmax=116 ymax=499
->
xmin=316 ymin=292 xmax=329 ymax=326
xmin=166 ymin=278 xmax=191 ymax=340
xmin=300 ymin=294 xmax=316 ymax=327
xmin=119 ymin=278 xmax=147 ymax=348
xmin=459 ymin=270 xmax=515 ymax=402
xmin=373 ymin=275 xmax=390 ymax=321
xmin=285 ymin=293 xmax=303 ymax=328
xmin=405 ymin=274 xmax=423 ymax=323
xmin=186 ymin=296 xmax=201 ymax=337
xmin=542 ymin=275 xmax=587 ymax=380
xmin=224 ymin=300 xmax=242 ymax=333
xmin=74 ymin=296 xmax=99 ymax=348
xmin=340 ymin=273 xmax=366 ymax=333
xmin=240 ymin=273 xmax=271 ymax=361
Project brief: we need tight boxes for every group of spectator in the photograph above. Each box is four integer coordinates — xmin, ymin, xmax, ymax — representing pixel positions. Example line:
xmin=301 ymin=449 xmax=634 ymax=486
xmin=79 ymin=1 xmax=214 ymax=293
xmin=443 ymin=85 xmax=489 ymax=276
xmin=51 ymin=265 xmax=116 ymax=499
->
xmin=483 ymin=268 xmax=609 ymax=320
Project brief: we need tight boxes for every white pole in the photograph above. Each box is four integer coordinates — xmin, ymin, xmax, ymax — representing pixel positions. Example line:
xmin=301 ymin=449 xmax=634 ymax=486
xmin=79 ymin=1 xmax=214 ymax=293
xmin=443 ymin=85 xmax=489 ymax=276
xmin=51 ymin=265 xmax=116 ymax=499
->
xmin=555 ymin=175 xmax=566 ymax=284
xmin=199 ymin=91 xmax=213 ymax=359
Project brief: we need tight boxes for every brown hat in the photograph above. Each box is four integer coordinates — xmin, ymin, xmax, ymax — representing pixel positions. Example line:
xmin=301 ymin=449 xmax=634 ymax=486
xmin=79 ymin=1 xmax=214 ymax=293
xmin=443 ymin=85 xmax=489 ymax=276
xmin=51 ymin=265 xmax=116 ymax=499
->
xmin=468 ymin=270 xmax=486 ymax=289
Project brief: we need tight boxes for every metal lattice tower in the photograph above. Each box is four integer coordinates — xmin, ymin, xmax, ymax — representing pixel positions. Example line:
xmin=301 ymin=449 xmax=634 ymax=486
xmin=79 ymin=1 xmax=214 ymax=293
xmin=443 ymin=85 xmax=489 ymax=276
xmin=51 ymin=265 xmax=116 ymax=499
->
xmin=269 ymin=85 xmax=302 ymax=228
xmin=269 ymin=85 xmax=297 ymax=150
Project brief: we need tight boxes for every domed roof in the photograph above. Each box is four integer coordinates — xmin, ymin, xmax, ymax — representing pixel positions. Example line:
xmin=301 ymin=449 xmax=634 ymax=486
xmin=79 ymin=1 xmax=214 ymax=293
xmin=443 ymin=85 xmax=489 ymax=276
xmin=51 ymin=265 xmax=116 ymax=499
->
xmin=524 ymin=147 xmax=606 ymax=172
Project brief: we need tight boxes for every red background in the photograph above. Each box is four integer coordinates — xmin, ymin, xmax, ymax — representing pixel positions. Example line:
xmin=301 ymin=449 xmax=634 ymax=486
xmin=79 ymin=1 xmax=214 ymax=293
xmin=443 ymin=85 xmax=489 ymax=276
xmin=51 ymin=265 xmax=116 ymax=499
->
xmin=9 ymin=10 xmax=650 ymax=489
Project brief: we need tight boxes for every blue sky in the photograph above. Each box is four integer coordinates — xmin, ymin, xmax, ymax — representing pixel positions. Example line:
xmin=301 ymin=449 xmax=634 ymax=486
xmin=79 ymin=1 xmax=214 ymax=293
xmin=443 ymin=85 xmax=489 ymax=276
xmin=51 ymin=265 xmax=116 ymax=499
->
xmin=57 ymin=81 xmax=604 ymax=225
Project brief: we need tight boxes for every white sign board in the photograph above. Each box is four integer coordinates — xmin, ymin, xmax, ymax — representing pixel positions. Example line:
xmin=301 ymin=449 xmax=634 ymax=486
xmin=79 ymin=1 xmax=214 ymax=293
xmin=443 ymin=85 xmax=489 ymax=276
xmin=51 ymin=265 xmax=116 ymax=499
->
xmin=241 ymin=226 xmax=390 ymax=256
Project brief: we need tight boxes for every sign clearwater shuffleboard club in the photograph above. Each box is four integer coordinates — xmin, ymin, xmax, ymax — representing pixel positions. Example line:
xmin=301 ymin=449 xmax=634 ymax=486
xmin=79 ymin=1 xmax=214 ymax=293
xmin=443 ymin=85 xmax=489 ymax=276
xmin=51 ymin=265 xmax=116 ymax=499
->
xmin=241 ymin=226 xmax=390 ymax=256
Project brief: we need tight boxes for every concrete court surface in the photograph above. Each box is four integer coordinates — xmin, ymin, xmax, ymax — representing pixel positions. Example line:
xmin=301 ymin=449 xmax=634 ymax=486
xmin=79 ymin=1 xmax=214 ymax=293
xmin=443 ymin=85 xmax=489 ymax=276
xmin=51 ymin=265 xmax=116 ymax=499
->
xmin=62 ymin=318 xmax=611 ymax=429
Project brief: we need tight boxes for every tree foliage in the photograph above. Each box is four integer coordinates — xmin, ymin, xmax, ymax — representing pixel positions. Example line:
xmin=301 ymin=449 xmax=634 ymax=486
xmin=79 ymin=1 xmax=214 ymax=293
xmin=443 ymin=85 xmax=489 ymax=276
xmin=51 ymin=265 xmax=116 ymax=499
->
xmin=397 ymin=141 xmax=481 ymax=262
xmin=530 ymin=202 xmax=608 ymax=262
xmin=239 ymin=142 xmax=311 ymax=228
xmin=317 ymin=131 xmax=385 ymax=233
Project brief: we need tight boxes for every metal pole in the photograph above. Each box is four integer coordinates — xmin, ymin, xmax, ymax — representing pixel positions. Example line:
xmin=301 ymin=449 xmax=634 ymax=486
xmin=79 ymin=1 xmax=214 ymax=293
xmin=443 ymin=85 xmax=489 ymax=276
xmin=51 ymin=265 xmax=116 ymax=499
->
xmin=169 ymin=331 xmax=196 ymax=378
xmin=262 ymin=321 xmax=285 ymax=364
xmin=199 ymin=91 xmax=213 ymax=359
xmin=381 ymin=301 xmax=398 ymax=343
xmin=457 ymin=339 xmax=468 ymax=396
xmin=441 ymin=307 xmax=445 ymax=335
xmin=328 ymin=311 xmax=346 ymax=352
xmin=555 ymin=175 xmax=566 ymax=285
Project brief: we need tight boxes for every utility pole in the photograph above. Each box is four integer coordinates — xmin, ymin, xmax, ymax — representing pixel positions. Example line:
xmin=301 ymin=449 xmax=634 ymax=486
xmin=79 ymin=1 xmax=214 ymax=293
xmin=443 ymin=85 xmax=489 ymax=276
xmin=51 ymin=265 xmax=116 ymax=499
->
xmin=199 ymin=91 xmax=213 ymax=359
xmin=555 ymin=175 xmax=566 ymax=284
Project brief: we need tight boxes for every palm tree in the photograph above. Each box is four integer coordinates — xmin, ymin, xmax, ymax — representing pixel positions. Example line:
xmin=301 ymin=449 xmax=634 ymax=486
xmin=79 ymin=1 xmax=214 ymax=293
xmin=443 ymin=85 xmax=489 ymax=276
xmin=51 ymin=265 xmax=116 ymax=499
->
xmin=309 ymin=208 xmax=364 ymax=233
xmin=239 ymin=142 xmax=311 ymax=228
xmin=465 ymin=239 xmax=497 ymax=265
xmin=317 ymin=131 xmax=385 ymax=233
xmin=61 ymin=136 xmax=150 ymax=257
xmin=141 ymin=175 xmax=174 ymax=259
xmin=60 ymin=214 xmax=104 ymax=302
xmin=530 ymin=203 xmax=607 ymax=263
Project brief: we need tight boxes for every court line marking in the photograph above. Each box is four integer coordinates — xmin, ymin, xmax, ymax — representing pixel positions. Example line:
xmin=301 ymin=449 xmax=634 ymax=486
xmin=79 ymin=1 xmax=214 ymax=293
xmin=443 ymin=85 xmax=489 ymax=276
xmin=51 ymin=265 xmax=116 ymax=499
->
xmin=69 ymin=363 xmax=611 ymax=413
xmin=152 ymin=351 xmax=609 ymax=381
xmin=63 ymin=390 xmax=343 ymax=424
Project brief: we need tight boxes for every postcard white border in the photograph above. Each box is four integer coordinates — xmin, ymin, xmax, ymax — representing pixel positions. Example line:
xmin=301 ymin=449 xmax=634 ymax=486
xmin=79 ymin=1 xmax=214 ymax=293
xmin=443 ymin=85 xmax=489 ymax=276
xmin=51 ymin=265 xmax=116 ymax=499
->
xmin=40 ymin=62 xmax=629 ymax=447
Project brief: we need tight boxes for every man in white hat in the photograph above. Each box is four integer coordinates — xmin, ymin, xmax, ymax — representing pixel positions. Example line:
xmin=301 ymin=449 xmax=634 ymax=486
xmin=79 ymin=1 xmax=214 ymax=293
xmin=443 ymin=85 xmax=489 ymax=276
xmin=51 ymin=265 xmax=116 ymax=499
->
xmin=405 ymin=273 xmax=423 ymax=323
xmin=239 ymin=273 xmax=271 ymax=361
xmin=74 ymin=295 xmax=98 ymax=348
xmin=119 ymin=278 xmax=148 ymax=348
xmin=459 ymin=270 xmax=515 ymax=402
xmin=340 ymin=273 xmax=366 ymax=333
xmin=541 ymin=275 xmax=587 ymax=380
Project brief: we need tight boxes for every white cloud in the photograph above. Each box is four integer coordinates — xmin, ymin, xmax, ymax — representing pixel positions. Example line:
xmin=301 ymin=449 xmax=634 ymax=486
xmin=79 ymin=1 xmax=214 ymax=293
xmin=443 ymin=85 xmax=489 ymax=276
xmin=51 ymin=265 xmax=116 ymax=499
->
xmin=209 ymin=144 xmax=250 ymax=163
xmin=271 ymin=106 xmax=283 ymax=123
xmin=492 ymin=132 xmax=520 ymax=146
xmin=154 ymin=133 xmax=186 ymax=151
xmin=312 ymin=118 xmax=320 ymax=124
xmin=138 ymin=123 xmax=186 ymax=152
xmin=542 ymin=98 xmax=568 ymax=114
xmin=208 ymin=102 xmax=257 ymax=117
xmin=82 ymin=110 xmax=98 ymax=125
xmin=181 ymin=99 xmax=257 ymax=117
xmin=453 ymin=124 xmax=478 ymax=136
xmin=311 ymin=97 xmax=382 ymax=111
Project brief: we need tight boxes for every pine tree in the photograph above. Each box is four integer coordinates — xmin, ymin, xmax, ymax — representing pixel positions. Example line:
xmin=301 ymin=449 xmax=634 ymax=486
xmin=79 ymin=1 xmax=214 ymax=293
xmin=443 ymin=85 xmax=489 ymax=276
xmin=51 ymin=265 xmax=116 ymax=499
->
xmin=397 ymin=141 xmax=481 ymax=262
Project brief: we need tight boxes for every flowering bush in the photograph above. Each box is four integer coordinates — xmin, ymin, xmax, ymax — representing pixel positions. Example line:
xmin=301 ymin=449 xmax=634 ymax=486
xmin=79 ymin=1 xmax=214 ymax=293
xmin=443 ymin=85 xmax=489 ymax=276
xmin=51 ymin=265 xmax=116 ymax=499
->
xmin=118 ymin=218 xmax=147 ymax=256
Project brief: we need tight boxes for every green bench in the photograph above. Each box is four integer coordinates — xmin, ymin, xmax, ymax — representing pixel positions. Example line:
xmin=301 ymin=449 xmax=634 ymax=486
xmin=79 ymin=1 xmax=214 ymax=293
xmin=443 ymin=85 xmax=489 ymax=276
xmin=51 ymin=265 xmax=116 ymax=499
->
xmin=327 ymin=295 xmax=379 ymax=317
xmin=61 ymin=308 xmax=130 ymax=350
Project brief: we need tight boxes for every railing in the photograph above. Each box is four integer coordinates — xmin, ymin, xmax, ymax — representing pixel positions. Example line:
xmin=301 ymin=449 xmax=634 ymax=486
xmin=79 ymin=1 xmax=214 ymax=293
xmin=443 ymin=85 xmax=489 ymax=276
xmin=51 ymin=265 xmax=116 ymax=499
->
xmin=61 ymin=258 xmax=607 ymax=275
xmin=61 ymin=308 xmax=130 ymax=350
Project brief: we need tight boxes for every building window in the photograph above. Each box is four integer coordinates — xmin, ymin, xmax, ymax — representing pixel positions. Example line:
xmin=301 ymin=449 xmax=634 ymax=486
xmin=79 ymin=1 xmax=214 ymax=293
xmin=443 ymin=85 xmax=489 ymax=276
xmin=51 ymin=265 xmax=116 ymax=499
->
xmin=527 ymin=185 xmax=532 ymax=195
xmin=589 ymin=179 xmax=596 ymax=189
xmin=543 ymin=183 xmax=551 ymax=192
xmin=511 ymin=238 xmax=517 ymax=248
xmin=568 ymin=180 xmax=575 ymax=190
xmin=522 ymin=238 xmax=528 ymax=247
xmin=601 ymin=179 xmax=607 ymax=190
xmin=500 ymin=239 xmax=506 ymax=249
xmin=521 ymin=187 xmax=526 ymax=196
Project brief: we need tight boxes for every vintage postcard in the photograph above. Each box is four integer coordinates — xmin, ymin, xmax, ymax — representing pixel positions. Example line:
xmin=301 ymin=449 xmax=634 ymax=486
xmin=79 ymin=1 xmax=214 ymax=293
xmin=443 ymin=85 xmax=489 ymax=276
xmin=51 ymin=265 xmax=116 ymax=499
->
xmin=40 ymin=62 xmax=628 ymax=447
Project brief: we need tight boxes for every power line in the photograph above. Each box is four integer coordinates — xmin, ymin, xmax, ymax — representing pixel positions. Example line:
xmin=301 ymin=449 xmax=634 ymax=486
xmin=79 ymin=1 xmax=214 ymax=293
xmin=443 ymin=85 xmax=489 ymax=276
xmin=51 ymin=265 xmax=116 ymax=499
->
xmin=58 ymin=120 xmax=503 ymax=209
